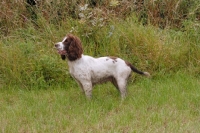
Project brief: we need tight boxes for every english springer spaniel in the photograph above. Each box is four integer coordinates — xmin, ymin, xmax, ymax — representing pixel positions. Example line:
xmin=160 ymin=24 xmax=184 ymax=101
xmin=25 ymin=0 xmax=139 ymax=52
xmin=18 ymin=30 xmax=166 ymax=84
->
xmin=55 ymin=34 xmax=150 ymax=99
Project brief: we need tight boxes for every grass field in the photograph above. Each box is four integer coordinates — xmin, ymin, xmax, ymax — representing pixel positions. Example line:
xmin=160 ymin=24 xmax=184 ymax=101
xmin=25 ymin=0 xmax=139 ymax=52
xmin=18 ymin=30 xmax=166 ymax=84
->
xmin=1 ymin=72 xmax=200 ymax=133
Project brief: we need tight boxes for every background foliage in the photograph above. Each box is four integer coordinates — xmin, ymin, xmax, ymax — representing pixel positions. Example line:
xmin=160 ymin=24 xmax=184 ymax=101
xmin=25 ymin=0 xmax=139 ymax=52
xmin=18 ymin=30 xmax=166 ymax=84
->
xmin=0 ymin=0 xmax=200 ymax=87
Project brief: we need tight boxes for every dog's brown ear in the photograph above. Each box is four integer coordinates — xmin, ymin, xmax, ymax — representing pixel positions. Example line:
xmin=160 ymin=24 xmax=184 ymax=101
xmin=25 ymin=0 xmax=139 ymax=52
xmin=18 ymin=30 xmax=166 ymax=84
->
xmin=67 ymin=34 xmax=83 ymax=61
xmin=61 ymin=55 xmax=66 ymax=60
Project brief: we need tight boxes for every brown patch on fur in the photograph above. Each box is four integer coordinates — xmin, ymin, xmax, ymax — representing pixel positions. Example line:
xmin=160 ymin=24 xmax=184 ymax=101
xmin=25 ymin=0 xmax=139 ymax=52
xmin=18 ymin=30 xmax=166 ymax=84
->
xmin=109 ymin=56 xmax=118 ymax=61
xmin=125 ymin=61 xmax=131 ymax=67
xmin=109 ymin=56 xmax=118 ymax=63
xmin=63 ymin=34 xmax=83 ymax=61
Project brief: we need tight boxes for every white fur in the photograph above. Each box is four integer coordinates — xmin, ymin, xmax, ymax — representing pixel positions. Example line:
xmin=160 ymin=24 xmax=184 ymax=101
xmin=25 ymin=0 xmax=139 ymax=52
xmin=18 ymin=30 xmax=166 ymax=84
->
xmin=56 ymin=37 xmax=67 ymax=51
xmin=67 ymin=55 xmax=131 ymax=98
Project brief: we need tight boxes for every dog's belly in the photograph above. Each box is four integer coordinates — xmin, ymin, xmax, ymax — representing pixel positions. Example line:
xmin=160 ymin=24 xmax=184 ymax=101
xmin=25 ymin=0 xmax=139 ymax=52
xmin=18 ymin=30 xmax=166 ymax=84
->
xmin=91 ymin=75 xmax=113 ymax=85
xmin=90 ymin=69 xmax=114 ymax=84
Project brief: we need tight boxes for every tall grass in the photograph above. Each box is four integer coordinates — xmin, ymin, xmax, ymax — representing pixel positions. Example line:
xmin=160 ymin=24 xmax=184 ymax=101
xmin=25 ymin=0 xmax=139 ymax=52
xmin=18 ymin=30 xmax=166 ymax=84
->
xmin=0 ymin=16 xmax=200 ymax=87
xmin=0 ymin=0 xmax=200 ymax=86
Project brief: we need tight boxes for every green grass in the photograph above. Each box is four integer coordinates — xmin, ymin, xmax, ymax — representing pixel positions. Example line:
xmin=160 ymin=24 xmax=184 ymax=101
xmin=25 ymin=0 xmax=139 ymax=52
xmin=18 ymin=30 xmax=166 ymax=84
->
xmin=1 ymin=72 xmax=200 ymax=133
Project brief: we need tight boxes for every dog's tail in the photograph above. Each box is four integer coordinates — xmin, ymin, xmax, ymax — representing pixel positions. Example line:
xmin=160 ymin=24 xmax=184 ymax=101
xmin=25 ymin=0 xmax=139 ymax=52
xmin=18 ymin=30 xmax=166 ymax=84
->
xmin=126 ymin=61 xmax=150 ymax=77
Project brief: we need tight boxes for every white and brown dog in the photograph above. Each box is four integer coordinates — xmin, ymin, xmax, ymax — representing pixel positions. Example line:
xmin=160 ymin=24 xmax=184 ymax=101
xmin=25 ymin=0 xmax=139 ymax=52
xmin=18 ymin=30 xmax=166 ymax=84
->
xmin=55 ymin=34 xmax=150 ymax=99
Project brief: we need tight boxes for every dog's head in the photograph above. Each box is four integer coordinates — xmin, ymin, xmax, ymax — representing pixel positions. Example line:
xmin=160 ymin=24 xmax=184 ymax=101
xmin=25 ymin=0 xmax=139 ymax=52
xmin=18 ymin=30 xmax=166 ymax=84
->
xmin=55 ymin=34 xmax=83 ymax=61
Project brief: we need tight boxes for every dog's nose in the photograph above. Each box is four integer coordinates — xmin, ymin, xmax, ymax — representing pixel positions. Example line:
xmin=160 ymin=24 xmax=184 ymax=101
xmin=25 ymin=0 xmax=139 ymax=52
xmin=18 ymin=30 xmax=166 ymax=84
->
xmin=55 ymin=43 xmax=59 ymax=48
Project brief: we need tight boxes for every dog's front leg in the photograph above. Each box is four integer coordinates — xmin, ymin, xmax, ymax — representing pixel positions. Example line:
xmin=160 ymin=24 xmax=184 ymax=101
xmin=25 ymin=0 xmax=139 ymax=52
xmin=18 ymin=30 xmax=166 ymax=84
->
xmin=81 ymin=82 xmax=93 ymax=99
xmin=76 ymin=80 xmax=84 ymax=93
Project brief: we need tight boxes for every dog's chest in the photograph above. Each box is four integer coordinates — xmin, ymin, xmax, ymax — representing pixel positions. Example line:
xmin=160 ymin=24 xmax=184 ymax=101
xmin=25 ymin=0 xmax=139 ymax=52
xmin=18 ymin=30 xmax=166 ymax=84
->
xmin=68 ymin=62 xmax=90 ymax=80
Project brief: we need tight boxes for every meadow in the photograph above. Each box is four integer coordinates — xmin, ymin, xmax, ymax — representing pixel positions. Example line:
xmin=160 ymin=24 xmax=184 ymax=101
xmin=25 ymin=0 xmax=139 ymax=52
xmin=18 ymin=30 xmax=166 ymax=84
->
xmin=1 ymin=73 xmax=200 ymax=132
xmin=0 ymin=0 xmax=200 ymax=132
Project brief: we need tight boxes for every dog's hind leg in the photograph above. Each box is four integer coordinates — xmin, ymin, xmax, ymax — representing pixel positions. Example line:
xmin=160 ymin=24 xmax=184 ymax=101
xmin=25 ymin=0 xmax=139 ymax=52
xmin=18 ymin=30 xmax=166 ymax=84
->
xmin=116 ymin=78 xmax=128 ymax=99
xmin=110 ymin=77 xmax=120 ymax=91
